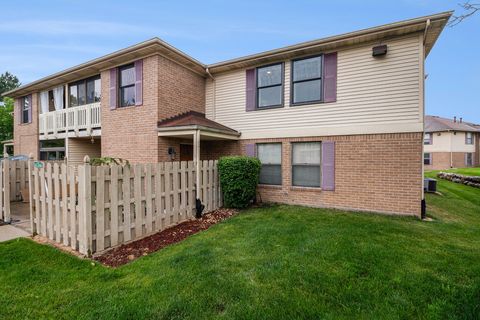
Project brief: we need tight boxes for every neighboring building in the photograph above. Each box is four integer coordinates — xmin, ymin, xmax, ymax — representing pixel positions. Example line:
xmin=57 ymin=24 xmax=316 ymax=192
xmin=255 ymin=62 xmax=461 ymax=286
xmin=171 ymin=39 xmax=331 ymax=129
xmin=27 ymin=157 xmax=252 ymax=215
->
xmin=2 ymin=12 xmax=452 ymax=217
xmin=424 ymin=115 xmax=480 ymax=170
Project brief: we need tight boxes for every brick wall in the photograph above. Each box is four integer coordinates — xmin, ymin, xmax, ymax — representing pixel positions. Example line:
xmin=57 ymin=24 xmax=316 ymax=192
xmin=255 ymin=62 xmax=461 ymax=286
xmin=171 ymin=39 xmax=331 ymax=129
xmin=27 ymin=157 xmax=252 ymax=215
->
xmin=425 ymin=151 xmax=479 ymax=170
xmin=101 ymin=54 xmax=207 ymax=163
xmin=13 ymin=93 xmax=39 ymax=159
xmin=239 ymin=132 xmax=423 ymax=216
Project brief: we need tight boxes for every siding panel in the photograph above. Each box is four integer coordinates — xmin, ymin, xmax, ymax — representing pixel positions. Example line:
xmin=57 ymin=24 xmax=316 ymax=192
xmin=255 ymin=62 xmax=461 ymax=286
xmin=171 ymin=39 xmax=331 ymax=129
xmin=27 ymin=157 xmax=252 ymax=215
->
xmin=206 ymin=34 xmax=423 ymax=138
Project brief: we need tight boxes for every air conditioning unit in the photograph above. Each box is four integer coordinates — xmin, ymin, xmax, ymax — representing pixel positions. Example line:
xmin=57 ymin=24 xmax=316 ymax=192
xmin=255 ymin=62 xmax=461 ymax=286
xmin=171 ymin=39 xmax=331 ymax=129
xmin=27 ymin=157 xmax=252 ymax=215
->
xmin=424 ymin=178 xmax=437 ymax=193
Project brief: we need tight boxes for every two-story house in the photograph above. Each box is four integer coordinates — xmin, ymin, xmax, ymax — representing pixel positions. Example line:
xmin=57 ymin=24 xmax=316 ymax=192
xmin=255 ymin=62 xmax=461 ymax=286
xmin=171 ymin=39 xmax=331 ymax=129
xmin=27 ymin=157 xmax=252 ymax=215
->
xmin=424 ymin=115 xmax=480 ymax=170
xmin=3 ymin=12 xmax=452 ymax=217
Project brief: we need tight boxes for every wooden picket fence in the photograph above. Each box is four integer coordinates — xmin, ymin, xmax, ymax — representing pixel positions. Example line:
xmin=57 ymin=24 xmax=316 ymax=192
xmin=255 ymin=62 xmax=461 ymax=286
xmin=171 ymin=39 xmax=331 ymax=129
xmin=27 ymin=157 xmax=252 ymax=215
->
xmin=0 ymin=159 xmax=31 ymax=222
xmin=29 ymin=160 xmax=222 ymax=255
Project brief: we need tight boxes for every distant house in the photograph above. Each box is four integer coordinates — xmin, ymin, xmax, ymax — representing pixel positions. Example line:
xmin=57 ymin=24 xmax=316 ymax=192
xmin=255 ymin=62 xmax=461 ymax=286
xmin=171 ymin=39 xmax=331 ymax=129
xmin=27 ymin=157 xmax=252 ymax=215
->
xmin=424 ymin=115 xmax=480 ymax=170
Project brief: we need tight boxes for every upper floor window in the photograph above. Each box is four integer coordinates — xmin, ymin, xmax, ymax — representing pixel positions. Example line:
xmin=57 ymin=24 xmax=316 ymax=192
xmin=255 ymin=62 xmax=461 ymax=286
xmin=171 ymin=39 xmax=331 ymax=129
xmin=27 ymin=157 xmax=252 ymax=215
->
xmin=466 ymin=132 xmax=474 ymax=145
xmin=257 ymin=143 xmax=282 ymax=185
xmin=292 ymin=142 xmax=321 ymax=187
xmin=69 ymin=75 xmax=101 ymax=108
xmin=424 ymin=133 xmax=432 ymax=145
xmin=256 ymin=63 xmax=283 ymax=108
xmin=119 ymin=64 xmax=136 ymax=107
xmin=21 ymin=96 xmax=30 ymax=124
xmin=292 ymin=56 xmax=322 ymax=105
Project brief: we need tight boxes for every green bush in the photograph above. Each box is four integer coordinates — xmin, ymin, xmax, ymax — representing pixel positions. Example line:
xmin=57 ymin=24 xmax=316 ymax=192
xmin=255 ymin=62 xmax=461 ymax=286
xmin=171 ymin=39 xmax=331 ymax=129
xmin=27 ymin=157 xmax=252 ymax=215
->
xmin=218 ymin=156 xmax=261 ymax=208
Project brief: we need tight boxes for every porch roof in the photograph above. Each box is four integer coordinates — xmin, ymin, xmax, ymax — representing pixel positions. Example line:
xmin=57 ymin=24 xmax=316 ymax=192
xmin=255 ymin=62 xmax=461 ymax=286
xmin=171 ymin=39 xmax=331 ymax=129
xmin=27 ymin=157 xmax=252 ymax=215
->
xmin=157 ymin=111 xmax=240 ymax=140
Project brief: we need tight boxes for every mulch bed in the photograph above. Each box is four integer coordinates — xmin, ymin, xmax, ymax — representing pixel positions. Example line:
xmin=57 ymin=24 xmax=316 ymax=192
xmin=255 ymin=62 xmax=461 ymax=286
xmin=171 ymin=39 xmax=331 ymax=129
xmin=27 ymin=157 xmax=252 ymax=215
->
xmin=0 ymin=220 xmax=7 ymax=226
xmin=94 ymin=208 xmax=238 ymax=267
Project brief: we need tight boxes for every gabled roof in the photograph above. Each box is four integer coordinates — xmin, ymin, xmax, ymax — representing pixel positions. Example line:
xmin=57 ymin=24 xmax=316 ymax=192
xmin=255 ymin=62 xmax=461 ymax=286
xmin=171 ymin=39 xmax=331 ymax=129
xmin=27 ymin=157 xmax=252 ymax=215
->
xmin=425 ymin=115 xmax=480 ymax=133
xmin=157 ymin=111 xmax=239 ymax=135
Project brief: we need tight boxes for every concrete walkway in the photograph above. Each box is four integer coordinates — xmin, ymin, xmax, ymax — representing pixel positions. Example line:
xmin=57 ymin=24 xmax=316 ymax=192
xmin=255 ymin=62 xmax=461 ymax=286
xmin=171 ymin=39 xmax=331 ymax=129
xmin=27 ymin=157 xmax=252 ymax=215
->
xmin=0 ymin=224 xmax=30 ymax=242
xmin=0 ymin=202 xmax=32 ymax=243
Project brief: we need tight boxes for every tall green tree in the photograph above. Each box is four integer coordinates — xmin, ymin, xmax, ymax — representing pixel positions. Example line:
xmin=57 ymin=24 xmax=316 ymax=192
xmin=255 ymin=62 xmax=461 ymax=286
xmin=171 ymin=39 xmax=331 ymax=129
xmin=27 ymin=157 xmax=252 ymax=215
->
xmin=0 ymin=72 xmax=20 ymax=155
xmin=0 ymin=71 xmax=20 ymax=102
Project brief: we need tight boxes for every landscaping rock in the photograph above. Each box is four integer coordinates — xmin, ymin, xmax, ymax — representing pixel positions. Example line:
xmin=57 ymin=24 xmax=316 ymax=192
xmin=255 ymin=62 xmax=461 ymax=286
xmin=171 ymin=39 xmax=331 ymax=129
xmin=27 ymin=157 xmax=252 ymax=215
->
xmin=437 ymin=172 xmax=480 ymax=188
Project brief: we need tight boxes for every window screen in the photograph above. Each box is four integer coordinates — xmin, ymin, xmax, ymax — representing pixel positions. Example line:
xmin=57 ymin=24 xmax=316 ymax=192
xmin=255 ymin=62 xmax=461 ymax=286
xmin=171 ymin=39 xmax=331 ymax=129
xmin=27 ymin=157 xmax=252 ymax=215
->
xmin=257 ymin=143 xmax=282 ymax=185
xmin=292 ymin=142 xmax=321 ymax=187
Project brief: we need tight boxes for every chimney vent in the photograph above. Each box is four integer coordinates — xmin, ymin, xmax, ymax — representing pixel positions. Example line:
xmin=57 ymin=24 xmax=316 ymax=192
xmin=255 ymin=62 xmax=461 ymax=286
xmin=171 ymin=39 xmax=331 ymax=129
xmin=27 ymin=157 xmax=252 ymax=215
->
xmin=460 ymin=117 xmax=463 ymax=123
xmin=454 ymin=116 xmax=457 ymax=123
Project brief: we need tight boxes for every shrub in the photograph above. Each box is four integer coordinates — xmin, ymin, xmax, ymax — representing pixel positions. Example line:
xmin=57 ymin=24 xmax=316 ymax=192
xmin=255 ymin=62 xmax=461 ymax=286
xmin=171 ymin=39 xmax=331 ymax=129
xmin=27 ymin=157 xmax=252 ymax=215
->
xmin=218 ymin=156 xmax=261 ymax=208
xmin=89 ymin=157 xmax=130 ymax=166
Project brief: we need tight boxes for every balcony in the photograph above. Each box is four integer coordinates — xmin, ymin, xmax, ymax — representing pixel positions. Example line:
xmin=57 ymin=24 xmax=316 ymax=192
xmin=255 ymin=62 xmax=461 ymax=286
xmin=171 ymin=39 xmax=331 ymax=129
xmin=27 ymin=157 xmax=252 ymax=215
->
xmin=39 ymin=102 xmax=101 ymax=139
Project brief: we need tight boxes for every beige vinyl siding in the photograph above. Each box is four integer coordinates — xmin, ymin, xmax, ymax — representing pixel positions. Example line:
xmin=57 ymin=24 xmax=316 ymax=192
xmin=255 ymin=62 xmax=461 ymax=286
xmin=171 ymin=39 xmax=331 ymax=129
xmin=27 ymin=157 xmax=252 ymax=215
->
xmin=424 ymin=132 xmax=476 ymax=153
xmin=67 ymin=138 xmax=101 ymax=166
xmin=206 ymin=33 xmax=424 ymax=139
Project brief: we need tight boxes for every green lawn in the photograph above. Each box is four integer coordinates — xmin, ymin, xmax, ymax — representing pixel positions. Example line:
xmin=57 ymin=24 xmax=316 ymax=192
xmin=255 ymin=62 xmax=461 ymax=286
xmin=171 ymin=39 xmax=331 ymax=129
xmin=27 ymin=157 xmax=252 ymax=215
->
xmin=1 ymin=177 xmax=480 ymax=319
xmin=427 ymin=167 xmax=480 ymax=176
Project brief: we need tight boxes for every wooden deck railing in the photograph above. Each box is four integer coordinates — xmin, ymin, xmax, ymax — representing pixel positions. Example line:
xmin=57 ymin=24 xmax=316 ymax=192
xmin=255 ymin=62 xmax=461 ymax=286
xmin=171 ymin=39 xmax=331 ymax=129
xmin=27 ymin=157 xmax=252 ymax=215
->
xmin=39 ymin=102 xmax=101 ymax=137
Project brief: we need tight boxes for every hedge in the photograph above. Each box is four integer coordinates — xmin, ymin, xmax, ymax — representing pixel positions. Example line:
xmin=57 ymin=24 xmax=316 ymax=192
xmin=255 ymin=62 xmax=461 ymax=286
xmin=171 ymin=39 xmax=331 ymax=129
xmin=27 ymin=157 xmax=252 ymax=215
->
xmin=218 ymin=156 xmax=261 ymax=208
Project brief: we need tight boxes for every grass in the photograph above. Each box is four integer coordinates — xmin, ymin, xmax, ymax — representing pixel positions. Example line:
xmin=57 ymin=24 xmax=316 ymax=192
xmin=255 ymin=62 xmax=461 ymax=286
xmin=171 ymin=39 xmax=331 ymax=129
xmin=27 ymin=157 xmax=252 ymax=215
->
xmin=1 ymin=177 xmax=480 ymax=319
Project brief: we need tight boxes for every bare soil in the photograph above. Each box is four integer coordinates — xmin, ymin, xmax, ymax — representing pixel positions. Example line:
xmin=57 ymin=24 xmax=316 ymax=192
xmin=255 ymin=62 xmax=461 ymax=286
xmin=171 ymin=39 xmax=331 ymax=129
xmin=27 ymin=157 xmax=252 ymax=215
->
xmin=95 ymin=208 xmax=238 ymax=267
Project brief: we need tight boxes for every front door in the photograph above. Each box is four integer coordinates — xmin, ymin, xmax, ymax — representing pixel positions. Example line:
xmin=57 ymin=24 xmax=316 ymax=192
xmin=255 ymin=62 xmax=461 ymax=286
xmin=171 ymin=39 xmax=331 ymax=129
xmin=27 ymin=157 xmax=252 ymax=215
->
xmin=180 ymin=144 xmax=193 ymax=161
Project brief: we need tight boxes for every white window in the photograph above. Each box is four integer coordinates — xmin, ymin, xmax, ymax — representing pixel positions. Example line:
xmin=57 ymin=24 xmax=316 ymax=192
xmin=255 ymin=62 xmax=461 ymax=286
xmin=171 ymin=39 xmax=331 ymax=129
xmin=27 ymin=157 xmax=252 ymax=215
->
xmin=466 ymin=132 xmax=473 ymax=145
xmin=424 ymin=133 xmax=432 ymax=145
xmin=424 ymin=152 xmax=432 ymax=165
xmin=292 ymin=142 xmax=321 ymax=187
xmin=465 ymin=153 xmax=473 ymax=166
xmin=257 ymin=143 xmax=282 ymax=185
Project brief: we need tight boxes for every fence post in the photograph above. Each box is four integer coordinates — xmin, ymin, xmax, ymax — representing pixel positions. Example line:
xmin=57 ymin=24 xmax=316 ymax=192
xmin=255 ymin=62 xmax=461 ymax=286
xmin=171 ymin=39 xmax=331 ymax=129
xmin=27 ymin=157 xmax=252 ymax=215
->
xmin=3 ymin=159 xmax=10 ymax=223
xmin=28 ymin=154 xmax=35 ymax=234
xmin=78 ymin=155 xmax=92 ymax=256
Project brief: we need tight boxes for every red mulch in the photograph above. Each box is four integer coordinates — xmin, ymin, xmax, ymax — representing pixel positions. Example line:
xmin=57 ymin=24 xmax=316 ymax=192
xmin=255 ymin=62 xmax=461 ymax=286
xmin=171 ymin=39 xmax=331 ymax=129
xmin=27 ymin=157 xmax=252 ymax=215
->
xmin=94 ymin=208 xmax=238 ymax=267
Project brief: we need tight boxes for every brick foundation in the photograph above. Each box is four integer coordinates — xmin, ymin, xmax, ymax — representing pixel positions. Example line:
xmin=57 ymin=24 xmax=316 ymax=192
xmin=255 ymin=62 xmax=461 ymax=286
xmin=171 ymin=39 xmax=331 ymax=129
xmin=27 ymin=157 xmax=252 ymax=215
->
xmin=240 ymin=132 xmax=423 ymax=216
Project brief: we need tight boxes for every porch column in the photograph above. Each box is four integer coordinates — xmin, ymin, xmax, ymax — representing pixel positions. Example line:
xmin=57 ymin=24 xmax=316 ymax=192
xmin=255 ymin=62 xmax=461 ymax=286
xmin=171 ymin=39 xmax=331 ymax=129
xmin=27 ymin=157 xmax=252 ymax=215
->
xmin=193 ymin=129 xmax=201 ymax=200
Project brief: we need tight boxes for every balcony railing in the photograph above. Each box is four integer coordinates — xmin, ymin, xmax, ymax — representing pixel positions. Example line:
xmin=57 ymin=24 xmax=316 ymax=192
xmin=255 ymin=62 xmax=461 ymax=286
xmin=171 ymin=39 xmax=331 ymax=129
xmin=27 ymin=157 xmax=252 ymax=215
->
xmin=39 ymin=102 xmax=101 ymax=136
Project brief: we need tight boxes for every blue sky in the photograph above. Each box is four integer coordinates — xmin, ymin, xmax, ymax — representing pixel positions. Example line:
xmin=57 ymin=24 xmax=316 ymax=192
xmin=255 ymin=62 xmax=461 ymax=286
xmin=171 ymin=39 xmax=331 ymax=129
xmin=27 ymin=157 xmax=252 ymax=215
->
xmin=1 ymin=0 xmax=478 ymax=122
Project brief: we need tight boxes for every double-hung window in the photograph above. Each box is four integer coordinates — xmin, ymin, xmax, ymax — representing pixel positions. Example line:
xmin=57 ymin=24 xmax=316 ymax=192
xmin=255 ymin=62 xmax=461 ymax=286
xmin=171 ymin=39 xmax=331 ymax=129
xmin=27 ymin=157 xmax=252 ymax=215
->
xmin=424 ymin=133 xmax=432 ymax=145
xmin=257 ymin=143 xmax=282 ymax=185
xmin=424 ymin=152 xmax=432 ymax=165
xmin=69 ymin=75 xmax=101 ymax=107
xmin=292 ymin=56 xmax=322 ymax=105
xmin=21 ymin=96 xmax=30 ymax=124
xmin=119 ymin=64 xmax=136 ymax=107
xmin=292 ymin=142 xmax=321 ymax=187
xmin=256 ymin=63 xmax=283 ymax=108
xmin=466 ymin=132 xmax=473 ymax=145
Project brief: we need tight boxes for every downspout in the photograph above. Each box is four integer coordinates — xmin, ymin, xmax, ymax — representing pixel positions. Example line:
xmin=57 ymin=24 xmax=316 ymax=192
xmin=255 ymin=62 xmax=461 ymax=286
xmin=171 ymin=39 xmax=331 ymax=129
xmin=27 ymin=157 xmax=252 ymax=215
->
xmin=421 ymin=19 xmax=430 ymax=219
xmin=205 ymin=67 xmax=216 ymax=120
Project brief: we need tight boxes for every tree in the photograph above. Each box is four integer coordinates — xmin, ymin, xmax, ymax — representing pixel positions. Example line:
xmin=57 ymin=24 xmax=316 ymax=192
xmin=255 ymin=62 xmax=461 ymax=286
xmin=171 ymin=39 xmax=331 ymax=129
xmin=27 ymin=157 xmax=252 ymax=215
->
xmin=449 ymin=2 xmax=479 ymax=26
xmin=0 ymin=71 xmax=20 ymax=102
xmin=0 ymin=97 xmax=14 ymax=154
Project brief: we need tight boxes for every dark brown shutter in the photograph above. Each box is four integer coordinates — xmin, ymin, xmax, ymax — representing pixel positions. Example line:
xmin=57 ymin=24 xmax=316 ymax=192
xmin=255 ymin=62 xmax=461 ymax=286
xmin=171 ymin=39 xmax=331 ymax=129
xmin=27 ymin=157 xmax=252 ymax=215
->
xmin=246 ymin=69 xmax=256 ymax=111
xmin=323 ymin=52 xmax=337 ymax=103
